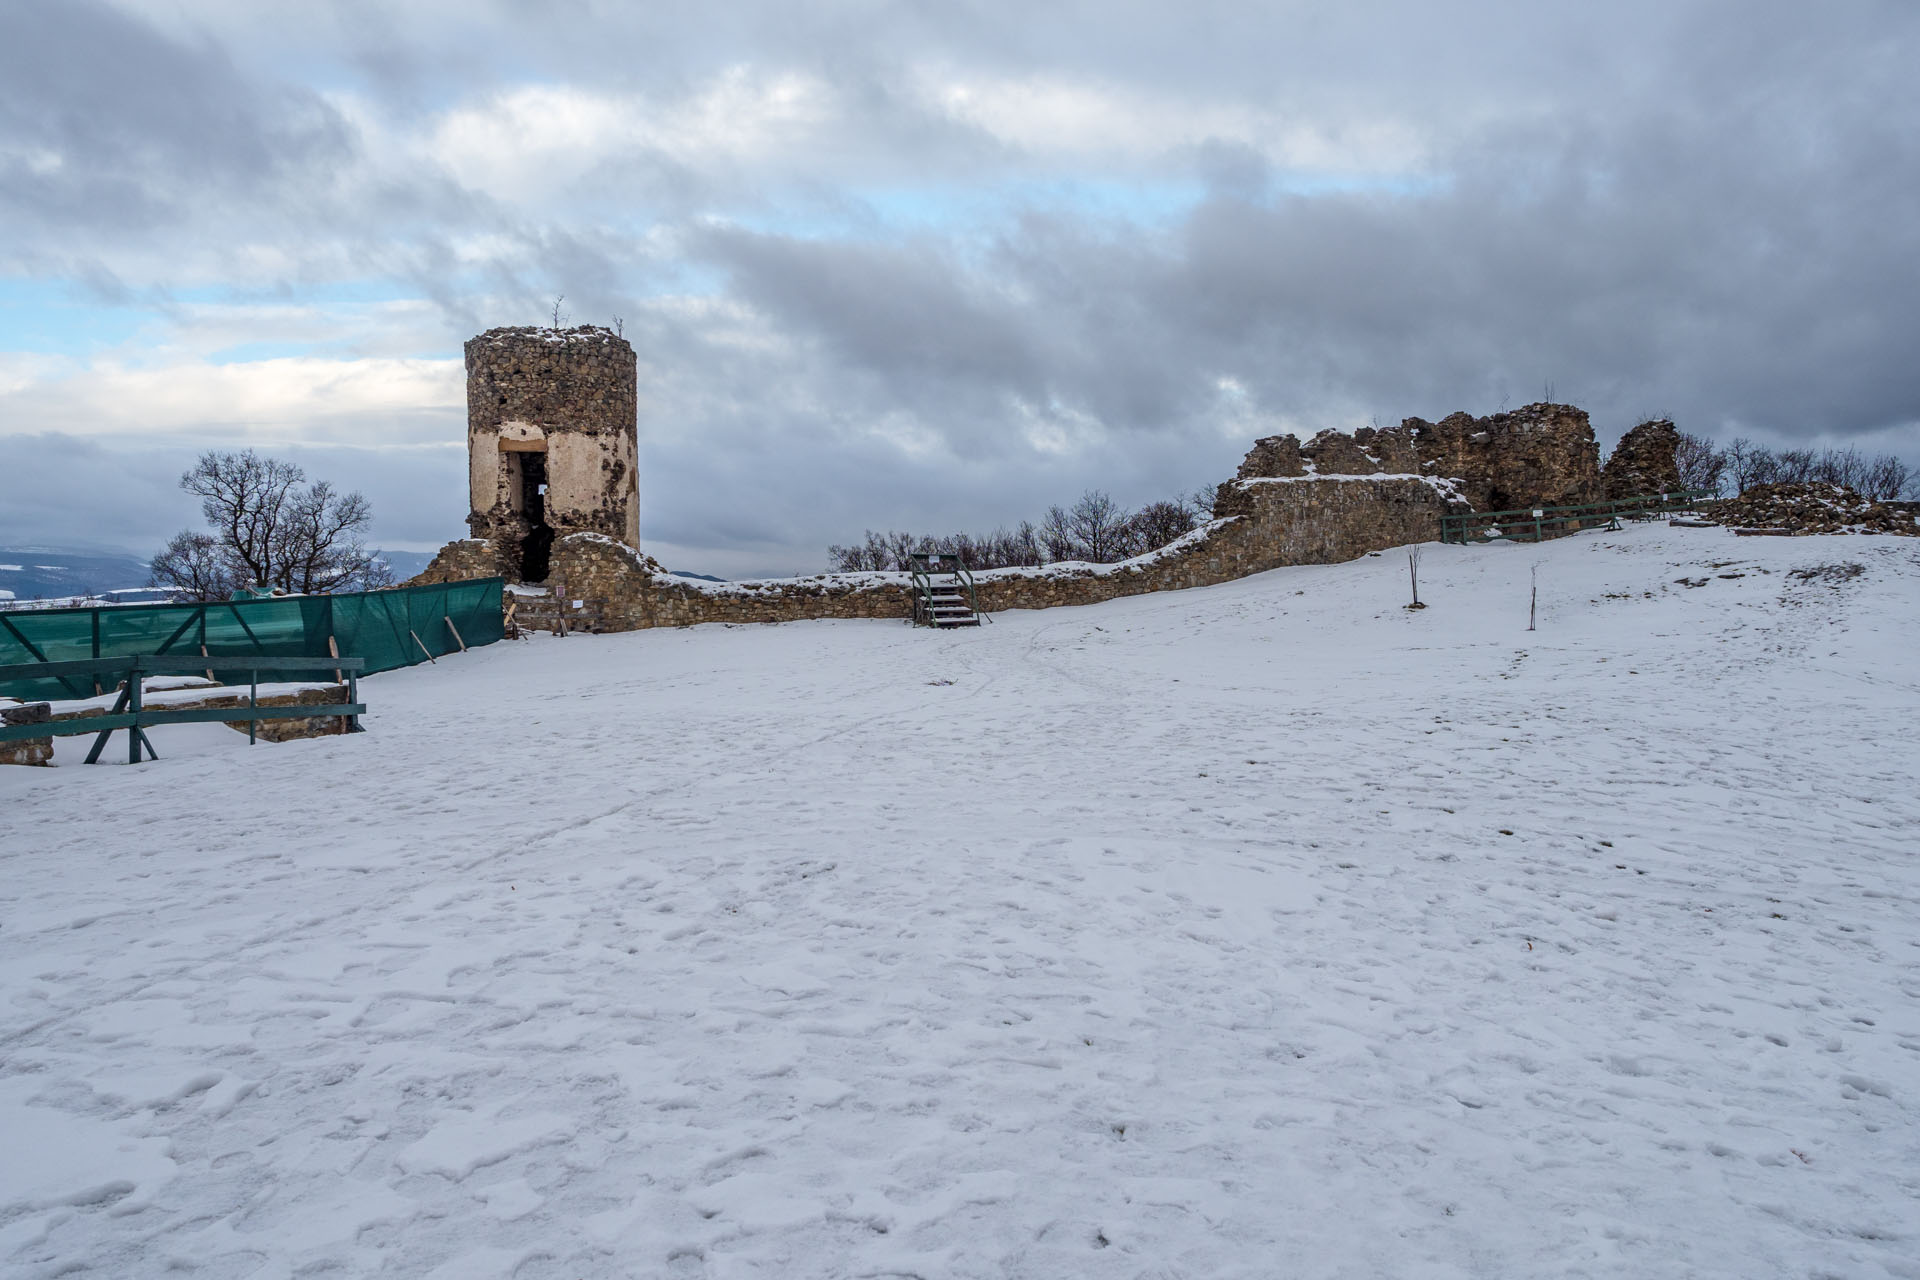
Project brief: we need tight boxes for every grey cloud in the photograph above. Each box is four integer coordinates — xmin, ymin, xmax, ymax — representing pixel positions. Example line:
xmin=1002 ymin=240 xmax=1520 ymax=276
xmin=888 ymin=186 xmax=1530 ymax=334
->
xmin=0 ymin=0 xmax=353 ymax=238
xmin=671 ymin=10 xmax=1920 ymax=459
xmin=3 ymin=1 xmax=1918 ymax=576
xmin=0 ymin=434 xmax=468 ymax=558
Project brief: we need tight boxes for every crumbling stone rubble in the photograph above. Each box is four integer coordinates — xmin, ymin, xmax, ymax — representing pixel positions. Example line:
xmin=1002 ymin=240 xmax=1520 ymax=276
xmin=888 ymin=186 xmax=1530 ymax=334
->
xmin=1403 ymin=402 xmax=1605 ymax=512
xmin=1 ymin=701 xmax=52 ymax=766
xmin=1705 ymin=483 xmax=1920 ymax=535
xmin=1602 ymin=419 xmax=1683 ymax=499
xmin=1236 ymin=425 xmax=1421 ymax=480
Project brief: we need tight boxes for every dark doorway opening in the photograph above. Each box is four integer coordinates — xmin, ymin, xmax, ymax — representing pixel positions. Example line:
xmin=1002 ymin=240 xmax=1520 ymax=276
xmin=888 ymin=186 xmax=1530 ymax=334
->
xmin=518 ymin=451 xmax=553 ymax=582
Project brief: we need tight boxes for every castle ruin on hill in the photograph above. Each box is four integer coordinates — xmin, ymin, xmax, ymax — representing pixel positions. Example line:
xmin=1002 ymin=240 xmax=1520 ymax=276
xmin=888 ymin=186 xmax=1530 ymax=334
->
xmin=460 ymin=326 xmax=640 ymax=583
xmin=413 ymin=327 xmax=1681 ymax=629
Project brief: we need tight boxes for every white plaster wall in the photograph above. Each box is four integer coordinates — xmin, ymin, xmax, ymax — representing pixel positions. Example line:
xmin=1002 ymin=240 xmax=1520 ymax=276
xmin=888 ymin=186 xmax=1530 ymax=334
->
xmin=469 ymin=428 xmax=500 ymax=514
xmin=547 ymin=432 xmax=639 ymax=547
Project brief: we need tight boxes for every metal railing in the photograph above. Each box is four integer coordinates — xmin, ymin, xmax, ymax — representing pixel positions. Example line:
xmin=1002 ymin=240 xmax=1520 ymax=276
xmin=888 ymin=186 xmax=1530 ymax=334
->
xmin=0 ymin=654 xmax=365 ymax=765
xmin=907 ymin=552 xmax=979 ymax=626
xmin=1440 ymin=490 xmax=1715 ymax=545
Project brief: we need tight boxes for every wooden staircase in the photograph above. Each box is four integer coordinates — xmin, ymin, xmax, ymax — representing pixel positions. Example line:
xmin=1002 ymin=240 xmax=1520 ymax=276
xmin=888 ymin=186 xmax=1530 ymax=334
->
xmin=909 ymin=553 xmax=982 ymax=628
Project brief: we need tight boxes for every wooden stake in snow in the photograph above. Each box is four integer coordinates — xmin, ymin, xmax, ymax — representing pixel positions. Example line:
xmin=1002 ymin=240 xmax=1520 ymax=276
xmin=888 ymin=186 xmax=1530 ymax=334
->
xmin=1405 ymin=548 xmax=1426 ymax=609
xmin=328 ymin=634 xmax=342 ymax=685
xmin=1529 ymin=564 xmax=1538 ymax=631
xmin=410 ymin=630 xmax=437 ymax=664
xmin=444 ymin=617 xmax=468 ymax=653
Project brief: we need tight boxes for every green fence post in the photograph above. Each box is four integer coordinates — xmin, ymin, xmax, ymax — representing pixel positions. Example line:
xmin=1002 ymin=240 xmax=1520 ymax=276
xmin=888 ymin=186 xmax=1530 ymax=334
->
xmin=128 ymin=658 xmax=143 ymax=764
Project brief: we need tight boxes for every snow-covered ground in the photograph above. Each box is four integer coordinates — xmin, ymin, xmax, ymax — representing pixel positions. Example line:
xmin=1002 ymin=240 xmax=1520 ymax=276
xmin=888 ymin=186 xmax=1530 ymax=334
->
xmin=2 ymin=524 xmax=1916 ymax=1279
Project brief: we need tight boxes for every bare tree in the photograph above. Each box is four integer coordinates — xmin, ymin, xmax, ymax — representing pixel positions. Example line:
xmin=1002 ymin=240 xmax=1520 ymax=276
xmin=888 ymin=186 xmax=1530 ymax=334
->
xmin=827 ymin=484 xmax=1222 ymax=572
xmin=1675 ymin=431 xmax=1728 ymax=495
xmin=1861 ymin=453 xmax=1913 ymax=501
xmin=149 ymin=531 xmax=239 ymax=602
xmin=1724 ymin=438 xmax=1767 ymax=493
xmin=274 ymin=482 xmax=392 ymax=594
xmin=152 ymin=449 xmax=389 ymax=597
xmin=1065 ymin=490 xmax=1134 ymax=562
xmin=1011 ymin=520 xmax=1043 ymax=566
xmin=1130 ymin=500 xmax=1199 ymax=553
xmin=1774 ymin=448 xmax=1817 ymax=485
xmin=1690 ymin=435 xmax=1912 ymax=500
xmin=180 ymin=449 xmax=304 ymax=588
xmin=1041 ymin=505 xmax=1076 ymax=562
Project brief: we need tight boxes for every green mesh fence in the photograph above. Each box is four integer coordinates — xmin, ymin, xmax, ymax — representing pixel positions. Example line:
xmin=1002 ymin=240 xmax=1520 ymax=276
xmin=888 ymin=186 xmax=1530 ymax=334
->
xmin=0 ymin=579 xmax=504 ymax=703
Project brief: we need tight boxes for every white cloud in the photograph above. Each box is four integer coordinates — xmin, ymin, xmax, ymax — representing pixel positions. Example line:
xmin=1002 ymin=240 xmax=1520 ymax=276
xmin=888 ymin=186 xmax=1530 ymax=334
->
xmin=919 ymin=69 xmax=1428 ymax=175
xmin=423 ymin=68 xmax=839 ymax=203
xmin=0 ymin=354 xmax=462 ymax=445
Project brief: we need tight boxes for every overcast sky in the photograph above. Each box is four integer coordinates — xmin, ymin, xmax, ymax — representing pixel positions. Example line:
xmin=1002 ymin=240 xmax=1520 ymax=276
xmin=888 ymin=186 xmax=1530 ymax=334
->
xmin=3 ymin=0 xmax=1916 ymax=576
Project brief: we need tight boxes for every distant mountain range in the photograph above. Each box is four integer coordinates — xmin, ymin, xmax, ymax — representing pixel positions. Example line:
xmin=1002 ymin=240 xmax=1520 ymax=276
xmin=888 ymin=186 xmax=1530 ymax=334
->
xmin=0 ymin=547 xmax=435 ymax=605
xmin=0 ymin=547 xmax=724 ymax=606
xmin=0 ymin=548 xmax=156 ymax=604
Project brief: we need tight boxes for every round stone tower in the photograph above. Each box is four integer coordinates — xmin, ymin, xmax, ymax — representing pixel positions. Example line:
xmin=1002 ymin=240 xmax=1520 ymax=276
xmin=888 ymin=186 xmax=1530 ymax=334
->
xmin=464 ymin=325 xmax=638 ymax=583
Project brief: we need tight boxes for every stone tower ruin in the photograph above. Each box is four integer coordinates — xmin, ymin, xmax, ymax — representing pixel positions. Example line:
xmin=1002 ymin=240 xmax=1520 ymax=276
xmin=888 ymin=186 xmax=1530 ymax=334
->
xmin=464 ymin=325 xmax=638 ymax=583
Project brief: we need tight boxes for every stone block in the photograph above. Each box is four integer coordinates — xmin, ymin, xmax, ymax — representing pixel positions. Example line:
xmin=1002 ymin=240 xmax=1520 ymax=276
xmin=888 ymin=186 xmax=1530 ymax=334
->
xmin=1 ymin=700 xmax=52 ymax=766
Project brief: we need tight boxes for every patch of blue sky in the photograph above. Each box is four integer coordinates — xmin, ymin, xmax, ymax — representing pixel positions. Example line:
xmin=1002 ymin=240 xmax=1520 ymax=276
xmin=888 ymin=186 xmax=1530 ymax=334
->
xmin=629 ymin=258 xmax=731 ymax=299
xmin=0 ymin=274 xmax=440 ymax=358
xmin=0 ymin=277 xmax=147 ymax=357
xmin=723 ymin=169 xmax=1439 ymax=244
xmin=864 ymin=177 xmax=1210 ymax=232
xmin=176 ymin=277 xmax=422 ymax=307
xmin=722 ymin=176 xmax=1204 ymax=242
xmin=199 ymin=340 xmax=340 ymax=365
xmin=1271 ymin=170 xmax=1443 ymax=199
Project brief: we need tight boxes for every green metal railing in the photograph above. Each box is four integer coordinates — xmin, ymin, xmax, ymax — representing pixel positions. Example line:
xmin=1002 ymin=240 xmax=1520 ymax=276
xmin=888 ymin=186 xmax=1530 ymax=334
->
xmin=907 ymin=552 xmax=979 ymax=627
xmin=1441 ymin=490 xmax=1715 ymax=545
xmin=0 ymin=654 xmax=366 ymax=765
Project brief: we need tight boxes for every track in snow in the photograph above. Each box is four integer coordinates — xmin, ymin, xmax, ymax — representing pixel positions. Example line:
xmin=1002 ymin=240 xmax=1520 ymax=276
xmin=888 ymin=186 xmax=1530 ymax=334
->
xmin=2 ymin=524 xmax=1917 ymax=1278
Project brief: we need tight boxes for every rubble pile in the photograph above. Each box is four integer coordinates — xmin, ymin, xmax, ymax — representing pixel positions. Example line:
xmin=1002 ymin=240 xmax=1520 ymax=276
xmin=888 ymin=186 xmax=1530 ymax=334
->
xmin=1707 ymin=483 xmax=1920 ymax=535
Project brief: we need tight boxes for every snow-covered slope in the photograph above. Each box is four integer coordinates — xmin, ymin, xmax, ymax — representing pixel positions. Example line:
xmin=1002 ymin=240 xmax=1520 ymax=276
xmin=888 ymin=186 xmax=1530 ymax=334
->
xmin=3 ymin=524 xmax=1916 ymax=1279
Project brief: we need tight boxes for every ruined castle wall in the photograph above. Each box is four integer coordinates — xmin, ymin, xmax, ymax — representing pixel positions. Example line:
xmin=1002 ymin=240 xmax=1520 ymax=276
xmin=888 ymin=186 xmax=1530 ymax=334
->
xmin=1235 ymin=425 xmax=1421 ymax=483
xmin=411 ymin=538 xmax=512 ymax=586
xmin=1405 ymin=402 xmax=1603 ymax=512
xmin=463 ymin=474 xmax=1459 ymax=631
xmin=1601 ymin=419 xmax=1683 ymax=499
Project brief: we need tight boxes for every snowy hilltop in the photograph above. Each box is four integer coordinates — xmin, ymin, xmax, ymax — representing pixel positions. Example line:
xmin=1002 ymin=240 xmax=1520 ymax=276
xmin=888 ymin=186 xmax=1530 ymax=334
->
xmin=2 ymin=522 xmax=1917 ymax=1278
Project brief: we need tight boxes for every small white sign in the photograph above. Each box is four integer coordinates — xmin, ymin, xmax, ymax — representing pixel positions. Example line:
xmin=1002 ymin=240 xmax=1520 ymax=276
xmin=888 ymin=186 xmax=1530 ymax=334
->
xmin=1532 ymin=509 xmax=1544 ymax=518
xmin=572 ymin=600 xmax=585 ymax=609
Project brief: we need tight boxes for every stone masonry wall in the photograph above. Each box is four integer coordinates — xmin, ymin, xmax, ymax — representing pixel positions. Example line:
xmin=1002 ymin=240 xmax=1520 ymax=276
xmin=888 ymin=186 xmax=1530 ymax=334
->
xmin=1 ymin=701 xmax=52 ymax=766
xmin=479 ymin=474 xmax=1459 ymax=631
xmin=409 ymin=401 xmax=1674 ymax=632
xmin=1601 ymin=418 xmax=1683 ymax=499
xmin=1235 ymin=425 xmax=1420 ymax=481
xmin=411 ymin=537 xmax=510 ymax=586
xmin=1403 ymin=402 xmax=1603 ymax=512
xmin=466 ymin=326 xmax=640 ymax=573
